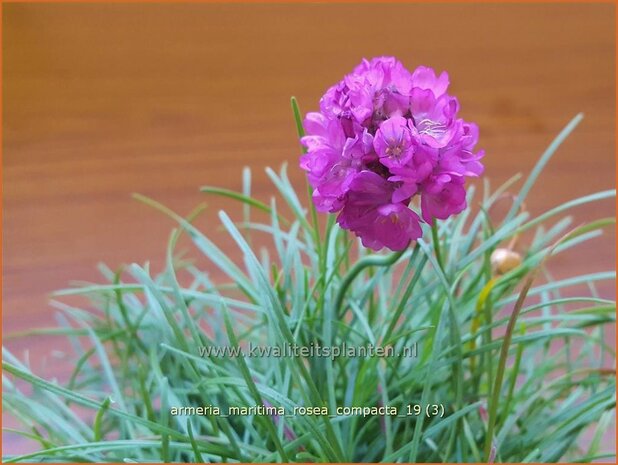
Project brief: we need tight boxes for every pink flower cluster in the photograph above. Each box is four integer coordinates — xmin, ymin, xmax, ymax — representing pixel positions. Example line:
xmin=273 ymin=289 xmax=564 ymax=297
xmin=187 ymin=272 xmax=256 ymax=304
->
xmin=300 ymin=57 xmax=484 ymax=251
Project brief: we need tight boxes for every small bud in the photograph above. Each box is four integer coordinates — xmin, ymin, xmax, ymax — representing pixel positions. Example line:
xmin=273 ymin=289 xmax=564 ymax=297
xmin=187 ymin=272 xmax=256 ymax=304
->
xmin=490 ymin=248 xmax=522 ymax=275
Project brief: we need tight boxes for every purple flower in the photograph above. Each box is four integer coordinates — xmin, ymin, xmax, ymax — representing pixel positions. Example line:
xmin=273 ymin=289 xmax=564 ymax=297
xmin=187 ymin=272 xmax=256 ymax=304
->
xmin=374 ymin=116 xmax=415 ymax=169
xmin=409 ymin=88 xmax=459 ymax=149
xmin=300 ymin=56 xmax=484 ymax=251
xmin=388 ymin=146 xmax=437 ymax=203
xmin=411 ymin=66 xmax=449 ymax=98
xmin=420 ymin=174 xmax=467 ymax=224
xmin=337 ymin=172 xmax=422 ymax=251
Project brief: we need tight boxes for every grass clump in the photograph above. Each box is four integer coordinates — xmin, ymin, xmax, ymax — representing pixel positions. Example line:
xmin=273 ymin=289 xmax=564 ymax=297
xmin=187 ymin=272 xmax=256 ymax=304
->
xmin=2 ymin=110 xmax=616 ymax=463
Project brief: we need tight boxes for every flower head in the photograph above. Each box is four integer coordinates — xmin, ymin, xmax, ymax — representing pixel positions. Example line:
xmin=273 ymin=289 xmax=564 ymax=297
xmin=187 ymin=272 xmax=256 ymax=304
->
xmin=300 ymin=56 xmax=484 ymax=251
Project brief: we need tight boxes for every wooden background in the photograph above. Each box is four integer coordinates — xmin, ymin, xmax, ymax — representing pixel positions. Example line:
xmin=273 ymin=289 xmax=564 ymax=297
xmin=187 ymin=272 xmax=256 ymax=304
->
xmin=3 ymin=2 xmax=616 ymax=454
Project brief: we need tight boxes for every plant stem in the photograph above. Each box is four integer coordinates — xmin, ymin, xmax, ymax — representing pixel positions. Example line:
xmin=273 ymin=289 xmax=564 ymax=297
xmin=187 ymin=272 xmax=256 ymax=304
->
xmin=483 ymin=271 xmax=536 ymax=461
xmin=431 ymin=222 xmax=445 ymax=272
xmin=483 ymin=226 xmax=583 ymax=462
xmin=500 ymin=322 xmax=526 ymax=423
xmin=335 ymin=248 xmax=406 ymax=319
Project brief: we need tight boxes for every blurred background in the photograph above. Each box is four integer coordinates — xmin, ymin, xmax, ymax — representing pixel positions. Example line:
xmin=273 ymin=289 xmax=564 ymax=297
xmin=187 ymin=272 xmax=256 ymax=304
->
xmin=3 ymin=2 xmax=615 ymax=455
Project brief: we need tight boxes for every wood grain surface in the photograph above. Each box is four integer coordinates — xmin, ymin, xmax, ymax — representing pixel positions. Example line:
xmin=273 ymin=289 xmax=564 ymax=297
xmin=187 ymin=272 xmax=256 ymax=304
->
xmin=2 ymin=2 xmax=616 ymax=454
